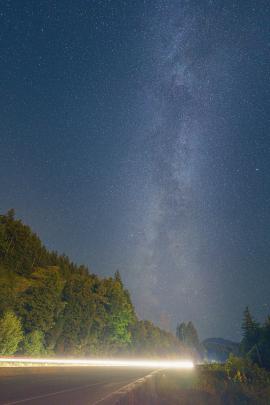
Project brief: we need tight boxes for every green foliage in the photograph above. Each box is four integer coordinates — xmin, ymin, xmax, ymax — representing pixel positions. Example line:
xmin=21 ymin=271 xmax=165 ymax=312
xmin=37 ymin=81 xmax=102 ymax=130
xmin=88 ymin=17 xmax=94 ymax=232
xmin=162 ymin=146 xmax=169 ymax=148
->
xmin=102 ymin=277 xmax=135 ymax=350
xmin=0 ymin=310 xmax=24 ymax=355
xmin=0 ymin=210 xmax=182 ymax=357
xmin=194 ymin=361 xmax=270 ymax=405
xmin=17 ymin=267 xmax=64 ymax=334
xmin=58 ymin=273 xmax=99 ymax=354
xmin=225 ymin=355 xmax=270 ymax=389
xmin=23 ymin=330 xmax=45 ymax=356
xmin=131 ymin=320 xmax=182 ymax=357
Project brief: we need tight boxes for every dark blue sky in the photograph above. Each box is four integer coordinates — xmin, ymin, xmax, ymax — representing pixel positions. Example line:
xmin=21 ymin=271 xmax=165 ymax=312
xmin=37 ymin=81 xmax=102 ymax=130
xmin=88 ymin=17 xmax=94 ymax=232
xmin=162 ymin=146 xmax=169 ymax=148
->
xmin=1 ymin=0 xmax=270 ymax=340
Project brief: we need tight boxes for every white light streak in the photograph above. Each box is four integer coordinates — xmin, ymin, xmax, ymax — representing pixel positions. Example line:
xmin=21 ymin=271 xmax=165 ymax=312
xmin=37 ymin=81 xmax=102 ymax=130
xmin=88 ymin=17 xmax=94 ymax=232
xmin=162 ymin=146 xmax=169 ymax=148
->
xmin=0 ymin=357 xmax=194 ymax=369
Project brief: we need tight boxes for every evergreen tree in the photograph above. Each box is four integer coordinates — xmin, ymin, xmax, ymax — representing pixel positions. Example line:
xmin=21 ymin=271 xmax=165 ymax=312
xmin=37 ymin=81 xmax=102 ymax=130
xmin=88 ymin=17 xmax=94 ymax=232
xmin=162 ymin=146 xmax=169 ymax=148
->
xmin=185 ymin=321 xmax=200 ymax=349
xmin=241 ymin=307 xmax=260 ymax=354
xmin=102 ymin=277 xmax=136 ymax=351
xmin=176 ymin=321 xmax=202 ymax=357
xmin=176 ymin=322 xmax=186 ymax=343
xmin=114 ymin=270 xmax=123 ymax=287
xmin=254 ymin=316 xmax=270 ymax=369
xmin=176 ymin=322 xmax=199 ymax=346
xmin=6 ymin=209 xmax=15 ymax=221
xmin=59 ymin=273 xmax=98 ymax=355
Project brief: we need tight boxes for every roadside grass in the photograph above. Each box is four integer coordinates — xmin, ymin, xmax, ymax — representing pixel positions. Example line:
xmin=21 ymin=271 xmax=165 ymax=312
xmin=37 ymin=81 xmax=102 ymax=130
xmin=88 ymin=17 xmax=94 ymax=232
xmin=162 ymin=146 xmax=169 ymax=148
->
xmin=154 ymin=360 xmax=270 ymax=405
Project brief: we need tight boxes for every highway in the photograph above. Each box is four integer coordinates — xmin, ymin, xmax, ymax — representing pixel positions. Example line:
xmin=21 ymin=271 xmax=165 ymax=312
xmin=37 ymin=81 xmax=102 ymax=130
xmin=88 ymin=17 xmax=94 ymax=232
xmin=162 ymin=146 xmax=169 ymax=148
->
xmin=0 ymin=367 xmax=153 ymax=405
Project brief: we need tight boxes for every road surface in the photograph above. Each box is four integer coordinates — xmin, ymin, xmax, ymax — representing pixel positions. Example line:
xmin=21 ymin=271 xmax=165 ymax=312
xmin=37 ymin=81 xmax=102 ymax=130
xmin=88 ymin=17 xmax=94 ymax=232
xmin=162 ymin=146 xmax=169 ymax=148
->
xmin=0 ymin=367 xmax=153 ymax=405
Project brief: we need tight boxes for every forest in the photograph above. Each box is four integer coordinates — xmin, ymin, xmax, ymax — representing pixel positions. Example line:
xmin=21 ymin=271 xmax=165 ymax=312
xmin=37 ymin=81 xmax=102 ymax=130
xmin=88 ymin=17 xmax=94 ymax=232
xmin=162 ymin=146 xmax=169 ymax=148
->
xmin=0 ymin=209 xmax=184 ymax=357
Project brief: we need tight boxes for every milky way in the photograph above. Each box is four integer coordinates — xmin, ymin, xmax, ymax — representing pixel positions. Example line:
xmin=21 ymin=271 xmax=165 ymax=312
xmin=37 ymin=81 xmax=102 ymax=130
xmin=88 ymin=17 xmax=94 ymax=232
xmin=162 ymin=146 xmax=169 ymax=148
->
xmin=1 ymin=1 xmax=270 ymax=340
xmin=125 ymin=1 xmax=270 ymax=340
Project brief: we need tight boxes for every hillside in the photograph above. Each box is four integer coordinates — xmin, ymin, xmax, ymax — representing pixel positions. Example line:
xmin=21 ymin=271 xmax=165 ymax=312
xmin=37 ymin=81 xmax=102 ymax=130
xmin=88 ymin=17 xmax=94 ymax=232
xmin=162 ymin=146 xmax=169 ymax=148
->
xmin=0 ymin=209 xmax=184 ymax=357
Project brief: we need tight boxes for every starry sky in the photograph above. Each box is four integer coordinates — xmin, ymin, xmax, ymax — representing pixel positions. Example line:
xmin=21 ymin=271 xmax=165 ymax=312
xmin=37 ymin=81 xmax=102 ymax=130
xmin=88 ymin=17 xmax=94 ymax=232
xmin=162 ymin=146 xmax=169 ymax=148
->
xmin=1 ymin=0 xmax=270 ymax=341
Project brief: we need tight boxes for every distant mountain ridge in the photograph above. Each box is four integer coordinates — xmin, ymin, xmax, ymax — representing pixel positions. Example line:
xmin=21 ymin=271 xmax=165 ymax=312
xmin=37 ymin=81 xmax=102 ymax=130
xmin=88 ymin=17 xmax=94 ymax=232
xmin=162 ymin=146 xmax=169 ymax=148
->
xmin=202 ymin=338 xmax=240 ymax=362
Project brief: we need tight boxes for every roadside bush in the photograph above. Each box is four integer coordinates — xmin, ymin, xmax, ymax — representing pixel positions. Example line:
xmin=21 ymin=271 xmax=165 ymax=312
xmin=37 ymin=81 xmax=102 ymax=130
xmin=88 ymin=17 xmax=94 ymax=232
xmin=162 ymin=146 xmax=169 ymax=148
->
xmin=0 ymin=310 xmax=24 ymax=355
xmin=23 ymin=330 xmax=46 ymax=356
xmin=225 ymin=354 xmax=270 ymax=389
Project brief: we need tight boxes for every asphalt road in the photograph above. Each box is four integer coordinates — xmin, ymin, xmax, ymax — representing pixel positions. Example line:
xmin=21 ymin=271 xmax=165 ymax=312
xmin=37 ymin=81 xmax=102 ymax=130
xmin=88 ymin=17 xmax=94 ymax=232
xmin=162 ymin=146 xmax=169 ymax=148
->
xmin=0 ymin=367 xmax=153 ymax=405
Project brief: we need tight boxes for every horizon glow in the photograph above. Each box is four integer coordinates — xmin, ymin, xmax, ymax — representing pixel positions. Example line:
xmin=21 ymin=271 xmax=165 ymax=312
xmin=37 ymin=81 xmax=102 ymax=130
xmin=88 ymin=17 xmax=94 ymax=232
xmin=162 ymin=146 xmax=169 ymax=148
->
xmin=0 ymin=357 xmax=194 ymax=369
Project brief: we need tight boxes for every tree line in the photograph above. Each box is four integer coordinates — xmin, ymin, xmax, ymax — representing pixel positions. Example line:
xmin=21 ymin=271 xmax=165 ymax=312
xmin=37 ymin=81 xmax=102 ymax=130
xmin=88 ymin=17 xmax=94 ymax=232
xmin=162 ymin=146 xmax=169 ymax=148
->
xmin=175 ymin=308 xmax=270 ymax=372
xmin=240 ymin=306 xmax=270 ymax=370
xmin=0 ymin=209 xmax=184 ymax=357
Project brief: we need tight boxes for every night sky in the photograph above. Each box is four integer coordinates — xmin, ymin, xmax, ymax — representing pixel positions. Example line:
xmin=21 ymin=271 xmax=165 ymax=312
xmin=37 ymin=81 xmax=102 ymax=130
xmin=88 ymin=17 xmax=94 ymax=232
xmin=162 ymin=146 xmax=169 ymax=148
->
xmin=1 ymin=0 xmax=270 ymax=341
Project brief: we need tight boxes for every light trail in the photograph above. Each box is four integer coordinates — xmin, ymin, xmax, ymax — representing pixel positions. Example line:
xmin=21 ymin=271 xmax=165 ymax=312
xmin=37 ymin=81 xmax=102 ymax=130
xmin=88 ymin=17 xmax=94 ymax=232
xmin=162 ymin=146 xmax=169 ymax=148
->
xmin=0 ymin=357 xmax=194 ymax=369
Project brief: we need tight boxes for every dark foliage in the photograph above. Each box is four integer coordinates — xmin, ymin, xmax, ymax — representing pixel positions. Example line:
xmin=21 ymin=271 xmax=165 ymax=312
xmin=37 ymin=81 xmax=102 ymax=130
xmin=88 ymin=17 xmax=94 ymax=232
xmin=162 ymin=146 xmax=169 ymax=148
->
xmin=239 ymin=307 xmax=270 ymax=371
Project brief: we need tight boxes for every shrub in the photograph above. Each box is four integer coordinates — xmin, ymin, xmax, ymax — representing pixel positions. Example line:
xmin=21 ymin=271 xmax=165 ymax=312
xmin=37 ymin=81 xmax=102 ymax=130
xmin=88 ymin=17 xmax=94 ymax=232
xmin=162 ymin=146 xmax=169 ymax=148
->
xmin=0 ymin=310 xmax=24 ymax=355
